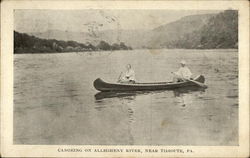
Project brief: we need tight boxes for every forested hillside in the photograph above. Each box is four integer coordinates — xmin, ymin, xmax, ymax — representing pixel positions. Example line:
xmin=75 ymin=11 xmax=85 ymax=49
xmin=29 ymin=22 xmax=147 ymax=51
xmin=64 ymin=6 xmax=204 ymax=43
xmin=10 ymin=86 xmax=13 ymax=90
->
xmin=14 ymin=31 xmax=132 ymax=53
xmin=167 ymin=10 xmax=238 ymax=49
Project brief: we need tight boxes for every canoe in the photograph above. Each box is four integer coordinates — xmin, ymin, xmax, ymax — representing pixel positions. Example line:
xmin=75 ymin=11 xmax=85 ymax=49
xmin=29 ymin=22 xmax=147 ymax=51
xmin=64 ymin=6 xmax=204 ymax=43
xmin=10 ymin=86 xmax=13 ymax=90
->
xmin=93 ymin=75 xmax=206 ymax=92
xmin=94 ymin=86 xmax=205 ymax=100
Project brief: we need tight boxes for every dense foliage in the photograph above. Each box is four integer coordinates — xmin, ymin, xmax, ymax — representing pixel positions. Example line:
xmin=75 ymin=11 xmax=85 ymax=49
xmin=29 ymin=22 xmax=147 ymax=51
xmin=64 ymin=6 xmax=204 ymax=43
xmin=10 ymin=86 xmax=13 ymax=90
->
xmin=14 ymin=31 xmax=132 ymax=53
xmin=167 ymin=10 xmax=238 ymax=49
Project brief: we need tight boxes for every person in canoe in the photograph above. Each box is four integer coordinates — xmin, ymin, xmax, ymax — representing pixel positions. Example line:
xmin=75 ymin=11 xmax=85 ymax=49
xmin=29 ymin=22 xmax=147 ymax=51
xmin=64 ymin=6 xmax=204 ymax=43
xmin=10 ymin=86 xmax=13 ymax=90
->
xmin=117 ymin=64 xmax=136 ymax=84
xmin=172 ymin=60 xmax=192 ymax=82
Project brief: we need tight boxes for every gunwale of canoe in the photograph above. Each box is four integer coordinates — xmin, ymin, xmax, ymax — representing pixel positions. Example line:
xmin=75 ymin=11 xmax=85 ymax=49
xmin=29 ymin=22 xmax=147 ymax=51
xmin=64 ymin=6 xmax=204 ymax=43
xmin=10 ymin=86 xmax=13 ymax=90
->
xmin=93 ymin=75 xmax=205 ymax=92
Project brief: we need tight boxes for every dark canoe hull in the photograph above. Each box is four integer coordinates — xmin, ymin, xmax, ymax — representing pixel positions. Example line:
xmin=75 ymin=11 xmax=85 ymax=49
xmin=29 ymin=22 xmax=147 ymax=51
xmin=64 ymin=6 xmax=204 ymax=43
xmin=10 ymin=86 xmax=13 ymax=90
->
xmin=93 ymin=75 xmax=206 ymax=92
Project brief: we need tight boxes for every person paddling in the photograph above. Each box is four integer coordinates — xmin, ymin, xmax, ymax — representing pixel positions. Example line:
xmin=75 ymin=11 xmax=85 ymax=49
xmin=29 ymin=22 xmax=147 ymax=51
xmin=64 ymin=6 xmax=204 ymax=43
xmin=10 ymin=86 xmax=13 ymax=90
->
xmin=118 ymin=64 xmax=136 ymax=83
xmin=172 ymin=60 xmax=192 ymax=82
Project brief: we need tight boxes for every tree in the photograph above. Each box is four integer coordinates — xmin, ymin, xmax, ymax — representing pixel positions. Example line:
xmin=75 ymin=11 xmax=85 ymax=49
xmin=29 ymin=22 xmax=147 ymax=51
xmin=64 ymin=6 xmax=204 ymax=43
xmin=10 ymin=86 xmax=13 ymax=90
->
xmin=119 ymin=42 xmax=128 ymax=50
xmin=97 ymin=41 xmax=111 ymax=50
xmin=86 ymin=43 xmax=96 ymax=50
xmin=111 ymin=43 xmax=120 ymax=50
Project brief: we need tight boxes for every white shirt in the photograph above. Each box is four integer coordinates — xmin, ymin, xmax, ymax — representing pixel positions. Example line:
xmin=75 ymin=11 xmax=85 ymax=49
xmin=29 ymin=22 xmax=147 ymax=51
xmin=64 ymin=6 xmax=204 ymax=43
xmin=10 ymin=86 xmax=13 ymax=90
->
xmin=124 ymin=69 xmax=136 ymax=81
xmin=176 ymin=66 xmax=192 ymax=79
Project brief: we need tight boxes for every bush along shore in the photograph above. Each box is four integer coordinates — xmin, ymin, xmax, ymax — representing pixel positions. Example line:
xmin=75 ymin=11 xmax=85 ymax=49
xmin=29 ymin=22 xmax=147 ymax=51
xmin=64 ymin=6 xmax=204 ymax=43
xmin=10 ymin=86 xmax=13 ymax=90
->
xmin=14 ymin=31 xmax=132 ymax=54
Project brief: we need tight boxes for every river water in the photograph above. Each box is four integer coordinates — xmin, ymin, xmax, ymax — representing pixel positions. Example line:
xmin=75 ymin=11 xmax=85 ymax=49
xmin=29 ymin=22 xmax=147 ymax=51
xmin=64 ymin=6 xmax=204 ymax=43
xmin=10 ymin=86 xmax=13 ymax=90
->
xmin=14 ymin=49 xmax=238 ymax=145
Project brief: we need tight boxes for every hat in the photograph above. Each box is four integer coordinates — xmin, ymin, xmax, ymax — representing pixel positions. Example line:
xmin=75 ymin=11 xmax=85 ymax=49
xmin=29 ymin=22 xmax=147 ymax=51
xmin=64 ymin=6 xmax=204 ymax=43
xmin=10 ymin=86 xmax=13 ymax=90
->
xmin=180 ymin=60 xmax=186 ymax=65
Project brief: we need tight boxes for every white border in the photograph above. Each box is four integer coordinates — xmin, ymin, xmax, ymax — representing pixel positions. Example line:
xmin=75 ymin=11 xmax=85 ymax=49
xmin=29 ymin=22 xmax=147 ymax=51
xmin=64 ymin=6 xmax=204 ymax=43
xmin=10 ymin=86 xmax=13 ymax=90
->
xmin=1 ymin=0 xmax=249 ymax=157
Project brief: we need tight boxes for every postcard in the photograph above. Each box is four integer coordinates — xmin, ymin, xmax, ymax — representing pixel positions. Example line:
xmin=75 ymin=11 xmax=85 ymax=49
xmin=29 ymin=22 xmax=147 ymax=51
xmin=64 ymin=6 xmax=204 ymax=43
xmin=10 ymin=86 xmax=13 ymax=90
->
xmin=1 ymin=0 xmax=249 ymax=157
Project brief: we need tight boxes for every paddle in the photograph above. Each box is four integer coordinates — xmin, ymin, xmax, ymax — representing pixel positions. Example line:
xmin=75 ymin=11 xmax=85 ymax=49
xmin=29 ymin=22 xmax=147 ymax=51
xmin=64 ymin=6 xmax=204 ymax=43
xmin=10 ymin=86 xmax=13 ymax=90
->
xmin=117 ymin=72 xmax=123 ymax=82
xmin=186 ymin=78 xmax=207 ymax=88
xmin=171 ymin=72 xmax=207 ymax=88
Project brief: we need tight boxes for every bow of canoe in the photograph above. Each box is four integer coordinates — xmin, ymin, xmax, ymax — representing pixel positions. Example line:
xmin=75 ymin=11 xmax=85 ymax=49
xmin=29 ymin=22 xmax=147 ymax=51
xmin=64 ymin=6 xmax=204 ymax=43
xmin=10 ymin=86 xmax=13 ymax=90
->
xmin=93 ymin=75 xmax=206 ymax=92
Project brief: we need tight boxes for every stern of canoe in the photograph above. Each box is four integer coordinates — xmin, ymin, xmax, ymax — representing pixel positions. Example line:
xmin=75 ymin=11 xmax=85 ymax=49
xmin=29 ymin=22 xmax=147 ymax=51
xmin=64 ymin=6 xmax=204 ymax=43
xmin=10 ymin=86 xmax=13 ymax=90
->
xmin=194 ymin=75 xmax=205 ymax=83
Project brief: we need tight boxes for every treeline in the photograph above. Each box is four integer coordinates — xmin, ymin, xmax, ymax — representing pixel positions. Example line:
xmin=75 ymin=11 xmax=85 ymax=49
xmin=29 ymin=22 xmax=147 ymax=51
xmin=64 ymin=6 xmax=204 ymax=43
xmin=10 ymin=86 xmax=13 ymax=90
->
xmin=14 ymin=31 xmax=132 ymax=53
xmin=166 ymin=10 xmax=238 ymax=49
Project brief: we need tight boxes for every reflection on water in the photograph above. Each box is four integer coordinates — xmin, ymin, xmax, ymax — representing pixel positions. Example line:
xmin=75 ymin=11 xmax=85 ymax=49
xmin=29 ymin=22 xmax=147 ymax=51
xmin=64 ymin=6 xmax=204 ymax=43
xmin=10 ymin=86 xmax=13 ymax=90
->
xmin=173 ymin=87 xmax=206 ymax=107
xmin=94 ymin=87 xmax=207 ymax=121
xmin=14 ymin=49 xmax=238 ymax=145
xmin=94 ymin=91 xmax=138 ymax=122
xmin=94 ymin=87 xmax=206 ymax=122
xmin=95 ymin=91 xmax=137 ymax=100
xmin=94 ymin=91 xmax=138 ymax=145
xmin=94 ymin=87 xmax=206 ymax=145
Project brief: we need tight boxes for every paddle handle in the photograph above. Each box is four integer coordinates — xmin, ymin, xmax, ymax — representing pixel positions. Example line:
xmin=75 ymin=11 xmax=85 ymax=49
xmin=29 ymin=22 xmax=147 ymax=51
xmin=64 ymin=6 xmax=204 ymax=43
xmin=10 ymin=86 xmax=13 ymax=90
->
xmin=171 ymin=72 xmax=207 ymax=88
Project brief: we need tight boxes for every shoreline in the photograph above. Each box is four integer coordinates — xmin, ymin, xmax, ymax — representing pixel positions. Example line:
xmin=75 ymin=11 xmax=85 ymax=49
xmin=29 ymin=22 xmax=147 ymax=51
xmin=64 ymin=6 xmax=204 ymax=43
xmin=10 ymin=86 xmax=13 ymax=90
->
xmin=14 ymin=48 xmax=238 ymax=55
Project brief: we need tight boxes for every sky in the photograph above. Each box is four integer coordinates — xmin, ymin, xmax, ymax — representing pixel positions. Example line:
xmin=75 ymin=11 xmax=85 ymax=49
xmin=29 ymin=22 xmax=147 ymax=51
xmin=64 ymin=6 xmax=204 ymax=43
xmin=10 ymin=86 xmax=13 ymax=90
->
xmin=14 ymin=9 xmax=221 ymax=33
